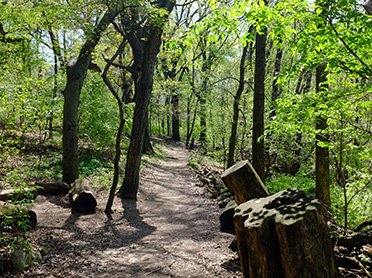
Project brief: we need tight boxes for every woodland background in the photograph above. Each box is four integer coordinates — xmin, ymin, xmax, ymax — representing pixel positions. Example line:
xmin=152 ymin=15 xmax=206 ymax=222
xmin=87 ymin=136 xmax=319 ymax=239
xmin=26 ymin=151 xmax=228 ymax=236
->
xmin=1 ymin=0 xmax=372 ymax=233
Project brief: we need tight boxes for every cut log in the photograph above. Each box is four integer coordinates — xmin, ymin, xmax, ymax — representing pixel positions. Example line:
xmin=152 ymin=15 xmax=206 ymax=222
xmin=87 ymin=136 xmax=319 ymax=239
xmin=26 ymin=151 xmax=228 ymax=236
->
xmin=33 ymin=181 xmax=71 ymax=195
xmin=0 ymin=201 xmax=37 ymax=230
xmin=221 ymin=160 xmax=269 ymax=205
xmin=234 ymin=188 xmax=339 ymax=278
xmin=0 ymin=188 xmax=38 ymax=202
xmin=70 ymin=179 xmax=97 ymax=213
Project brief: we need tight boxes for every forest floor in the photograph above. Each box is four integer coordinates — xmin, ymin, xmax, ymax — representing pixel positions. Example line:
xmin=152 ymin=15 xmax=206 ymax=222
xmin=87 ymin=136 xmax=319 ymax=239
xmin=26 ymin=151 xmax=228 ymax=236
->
xmin=5 ymin=137 xmax=241 ymax=278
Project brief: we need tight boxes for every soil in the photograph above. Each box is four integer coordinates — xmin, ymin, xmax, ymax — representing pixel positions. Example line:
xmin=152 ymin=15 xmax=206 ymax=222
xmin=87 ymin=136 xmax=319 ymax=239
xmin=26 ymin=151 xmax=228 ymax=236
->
xmin=5 ymin=138 xmax=241 ymax=278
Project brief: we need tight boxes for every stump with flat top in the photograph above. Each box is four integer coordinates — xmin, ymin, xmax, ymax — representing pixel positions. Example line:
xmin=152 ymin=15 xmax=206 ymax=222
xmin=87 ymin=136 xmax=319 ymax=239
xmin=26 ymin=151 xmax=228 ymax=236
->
xmin=234 ymin=188 xmax=339 ymax=278
xmin=70 ymin=179 xmax=97 ymax=213
xmin=221 ymin=160 xmax=269 ymax=205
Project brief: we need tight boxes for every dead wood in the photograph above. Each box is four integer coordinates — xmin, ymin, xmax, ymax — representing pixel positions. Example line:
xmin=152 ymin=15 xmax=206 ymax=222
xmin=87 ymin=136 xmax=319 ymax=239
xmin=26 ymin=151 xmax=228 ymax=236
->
xmin=221 ymin=160 xmax=269 ymax=205
xmin=70 ymin=179 xmax=97 ymax=213
xmin=32 ymin=181 xmax=71 ymax=195
xmin=234 ymin=188 xmax=339 ymax=278
xmin=0 ymin=188 xmax=38 ymax=202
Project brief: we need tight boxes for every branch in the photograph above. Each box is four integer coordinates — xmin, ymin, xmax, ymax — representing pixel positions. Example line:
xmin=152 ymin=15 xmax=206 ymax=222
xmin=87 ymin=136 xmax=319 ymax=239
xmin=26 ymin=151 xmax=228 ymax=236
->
xmin=326 ymin=15 xmax=372 ymax=75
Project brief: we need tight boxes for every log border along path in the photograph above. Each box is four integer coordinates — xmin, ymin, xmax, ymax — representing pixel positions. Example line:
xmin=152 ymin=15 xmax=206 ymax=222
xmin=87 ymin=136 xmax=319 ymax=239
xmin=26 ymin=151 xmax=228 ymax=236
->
xmin=11 ymin=137 xmax=240 ymax=278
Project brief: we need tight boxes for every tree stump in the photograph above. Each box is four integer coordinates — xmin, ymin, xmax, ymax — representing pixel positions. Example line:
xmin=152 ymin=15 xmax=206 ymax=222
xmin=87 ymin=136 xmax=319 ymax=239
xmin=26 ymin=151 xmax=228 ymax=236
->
xmin=221 ymin=160 xmax=269 ymax=205
xmin=234 ymin=188 xmax=339 ymax=278
xmin=70 ymin=179 xmax=97 ymax=213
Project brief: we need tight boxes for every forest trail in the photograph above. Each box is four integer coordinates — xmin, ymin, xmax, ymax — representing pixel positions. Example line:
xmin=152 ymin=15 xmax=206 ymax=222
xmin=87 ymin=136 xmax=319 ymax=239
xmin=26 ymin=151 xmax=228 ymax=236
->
xmin=11 ymin=137 xmax=241 ymax=278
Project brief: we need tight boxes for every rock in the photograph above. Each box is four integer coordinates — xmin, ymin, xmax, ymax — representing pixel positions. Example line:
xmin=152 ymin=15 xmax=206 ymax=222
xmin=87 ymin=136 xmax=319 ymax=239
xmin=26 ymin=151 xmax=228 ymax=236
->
xmin=219 ymin=200 xmax=237 ymax=234
xmin=2 ymin=247 xmax=42 ymax=273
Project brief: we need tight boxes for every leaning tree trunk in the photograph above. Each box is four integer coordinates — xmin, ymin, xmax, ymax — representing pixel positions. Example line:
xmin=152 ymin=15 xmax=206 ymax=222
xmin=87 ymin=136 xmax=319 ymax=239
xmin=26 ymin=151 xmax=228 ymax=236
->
xmin=62 ymin=3 xmax=124 ymax=183
xmin=234 ymin=188 xmax=339 ymax=278
xmin=228 ymin=43 xmax=248 ymax=168
xmin=121 ymin=0 xmax=175 ymax=200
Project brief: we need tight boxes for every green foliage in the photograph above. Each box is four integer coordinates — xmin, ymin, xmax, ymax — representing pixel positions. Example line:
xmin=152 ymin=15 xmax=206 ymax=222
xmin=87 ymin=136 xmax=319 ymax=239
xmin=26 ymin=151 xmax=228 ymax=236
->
xmin=187 ymin=159 xmax=200 ymax=169
xmin=266 ymin=174 xmax=316 ymax=197
xmin=0 ymin=185 xmax=36 ymax=250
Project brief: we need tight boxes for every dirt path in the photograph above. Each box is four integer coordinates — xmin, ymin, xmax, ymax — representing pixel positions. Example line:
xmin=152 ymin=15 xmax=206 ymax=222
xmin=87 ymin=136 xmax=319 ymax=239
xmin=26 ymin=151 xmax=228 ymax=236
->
xmin=10 ymin=138 xmax=241 ymax=278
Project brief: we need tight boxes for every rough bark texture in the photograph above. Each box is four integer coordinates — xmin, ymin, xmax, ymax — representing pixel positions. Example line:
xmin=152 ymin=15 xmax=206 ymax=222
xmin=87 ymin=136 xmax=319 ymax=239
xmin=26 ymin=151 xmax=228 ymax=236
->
xmin=70 ymin=179 xmax=97 ymax=213
xmin=316 ymin=63 xmax=330 ymax=208
xmin=234 ymin=188 xmax=339 ymax=278
xmin=34 ymin=181 xmax=70 ymax=195
xmin=62 ymin=2 xmax=124 ymax=184
xmin=228 ymin=43 xmax=248 ymax=168
xmin=221 ymin=160 xmax=269 ymax=205
xmin=171 ymin=94 xmax=180 ymax=141
xmin=121 ymin=0 xmax=175 ymax=199
xmin=364 ymin=0 xmax=372 ymax=14
xmin=252 ymin=30 xmax=267 ymax=182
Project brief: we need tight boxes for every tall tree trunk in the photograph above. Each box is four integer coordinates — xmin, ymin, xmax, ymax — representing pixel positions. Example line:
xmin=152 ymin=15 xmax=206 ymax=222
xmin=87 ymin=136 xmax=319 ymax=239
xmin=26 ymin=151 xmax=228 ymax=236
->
xmin=142 ymin=110 xmax=155 ymax=154
xmin=171 ymin=94 xmax=180 ymax=141
xmin=62 ymin=4 xmax=123 ymax=183
xmin=252 ymin=29 xmax=267 ymax=182
xmin=315 ymin=63 xmax=330 ymax=207
xmin=228 ymin=43 xmax=248 ymax=168
xmin=270 ymin=37 xmax=283 ymax=119
xmin=315 ymin=1 xmax=330 ymax=208
xmin=121 ymin=1 xmax=174 ymax=199
xmin=102 ymin=40 xmax=126 ymax=214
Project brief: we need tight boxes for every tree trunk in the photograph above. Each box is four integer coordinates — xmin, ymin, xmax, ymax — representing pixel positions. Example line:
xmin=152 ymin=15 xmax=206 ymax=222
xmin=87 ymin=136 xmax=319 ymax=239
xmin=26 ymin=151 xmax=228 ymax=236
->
xmin=234 ymin=188 xmax=339 ymax=278
xmin=228 ymin=43 xmax=248 ymax=168
xmin=315 ymin=63 xmax=330 ymax=208
xmin=221 ymin=160 xmax=269 ymax=205
xmin=171 ymin=93 xmax=180 ymax=141
xmin=70 ymin=179 xmax=97 ymax=213
xmin=62 ymin=4 xmax=123 ymax=183
xmin=252 ymin=29 xmax=267 ymax=182
xmin=121 ymin=0 xmax=174 ymax=199
xmin=142 ymin=109 xmax=155 ymax=154
xmin=101 ymin=39 xmax=127 ymax=214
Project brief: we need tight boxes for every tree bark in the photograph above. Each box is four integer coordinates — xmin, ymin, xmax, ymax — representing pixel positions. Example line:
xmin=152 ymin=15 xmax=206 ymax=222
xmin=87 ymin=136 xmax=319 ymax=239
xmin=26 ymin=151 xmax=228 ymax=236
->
xmin=316 ymin=63 xmax=330 ymax=208
xmin=101 ymin=39 xmax=127 ymax=214
xmin=221 ymin=160 xmax=269 ymax=205
xmin=121 ymin=0 xmax=175 ymax=199
xmin=34 ymin=181 xmax=70 ymax=195
xmin=252 ymin=28 xmax=267 ymax=182
xmin=227 ymin=43 xmax=248 ymax=168
xmin=234 ymin=188 xmax=339 ymax=278
xmin=70 ymin=179 xmax=97 ymax=213
xmin=62 ymin=3 xmax=124 ymax=183
xmin=171 ymin=93 xmax=180 ymax=141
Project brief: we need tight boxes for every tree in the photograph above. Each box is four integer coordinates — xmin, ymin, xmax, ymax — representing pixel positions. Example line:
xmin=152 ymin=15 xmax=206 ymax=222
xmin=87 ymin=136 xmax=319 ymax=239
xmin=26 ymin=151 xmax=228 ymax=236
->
xmin=252 ymin=26 xmax=267 ymax=181
xmin=121 ymin=0 xmax=175 ymax=199
xmin=62 ymin=1 xmax=125 ymax=183
xmin=314 ymin=1 xmax=330 ymax=208
xmin=227 ymin=42 xmax=249 ymax=168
